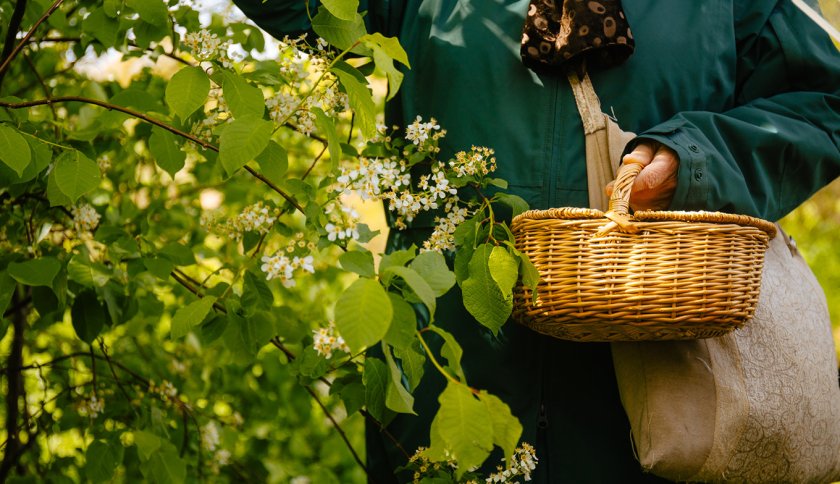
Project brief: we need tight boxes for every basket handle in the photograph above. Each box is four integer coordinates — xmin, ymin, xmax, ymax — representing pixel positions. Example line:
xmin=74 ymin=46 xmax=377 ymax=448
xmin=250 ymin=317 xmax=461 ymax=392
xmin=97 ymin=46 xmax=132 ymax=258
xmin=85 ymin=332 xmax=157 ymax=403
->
xmin=594 ymin=160 xmax=645 ymax=236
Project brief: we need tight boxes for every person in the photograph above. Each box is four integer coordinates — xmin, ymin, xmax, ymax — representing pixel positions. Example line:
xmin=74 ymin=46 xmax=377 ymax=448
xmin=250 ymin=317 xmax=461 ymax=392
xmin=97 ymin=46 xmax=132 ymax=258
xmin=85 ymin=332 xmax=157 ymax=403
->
xmin=232 ymin=0 xmax=840 ymax=482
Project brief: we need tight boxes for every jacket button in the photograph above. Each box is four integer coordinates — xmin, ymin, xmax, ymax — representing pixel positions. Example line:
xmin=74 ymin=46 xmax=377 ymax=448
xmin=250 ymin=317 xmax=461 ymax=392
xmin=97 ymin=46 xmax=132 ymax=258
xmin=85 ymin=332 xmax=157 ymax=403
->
xmin=688 ymin=144 xmax=699 ymax=153
xmin=694 ymin=169 xmax=703 ymax=181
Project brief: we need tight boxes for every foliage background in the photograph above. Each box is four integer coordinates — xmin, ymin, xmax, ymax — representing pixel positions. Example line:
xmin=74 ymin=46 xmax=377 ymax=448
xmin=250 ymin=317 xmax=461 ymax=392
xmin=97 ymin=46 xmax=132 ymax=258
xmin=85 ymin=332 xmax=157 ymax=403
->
xmin=0 ymin=0 xmax=836 ymax=483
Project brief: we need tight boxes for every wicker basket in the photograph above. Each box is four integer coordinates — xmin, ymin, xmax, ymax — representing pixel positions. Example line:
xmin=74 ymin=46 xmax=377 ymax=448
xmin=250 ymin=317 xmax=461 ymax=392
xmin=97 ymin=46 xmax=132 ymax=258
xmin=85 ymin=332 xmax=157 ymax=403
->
xmin=511 ymin=160 xmax=777 ymax=342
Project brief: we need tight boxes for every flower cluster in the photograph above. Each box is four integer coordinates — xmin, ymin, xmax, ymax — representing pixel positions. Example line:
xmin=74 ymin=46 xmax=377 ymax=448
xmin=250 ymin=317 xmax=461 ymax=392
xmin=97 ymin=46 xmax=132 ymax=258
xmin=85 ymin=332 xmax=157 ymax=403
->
xmin=201 ymin=422 xmax=220 ymax=451
xmin=407 ymin=447 xmax=458 ymax=483
xmin=183 ymin=29 xmax=235 ymax=68
xmin=324 ymin=202 xmax=361 ymax=242
xmin=312 ymin=323 xmax=350 ymax=359
xmin=260 ymin=233 xmax=316 ymax=285
xmin=205 ymin=201 xmax=280 ymax=241
xmin=485 ymin=443 xmax=538 ymax=483
xmin=191 ymin=87 xmax=231 ymax=141
xmin=335 ymin=116 xmax=497 ymax=251
xmin=267 ymin=35 xmax=349 ymax=136
xmin=77 ymin=395 xmax=105 ymax=419
xmin=405 ymin=116 xmax=443 ymax=149
xmin=407 ymin=443 xmax=538 ymax=483
xmin=424 ymin=199 xmax=469 ymax=252
xmin=149 ymin=379 xmax=179 ymax=402
xmin=72 ymin=203 xmax=101 ymax=233
xmin=450 ymin=146 xmax=497 ymax=178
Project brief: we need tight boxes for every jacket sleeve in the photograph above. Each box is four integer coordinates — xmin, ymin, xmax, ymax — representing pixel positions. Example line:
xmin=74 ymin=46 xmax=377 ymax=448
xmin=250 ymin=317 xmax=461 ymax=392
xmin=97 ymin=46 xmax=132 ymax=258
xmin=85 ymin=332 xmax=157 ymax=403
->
xmin=636 ymin=0 xmax=840 ymax=221
xmin=231 ymin=0 xmax=403 ymax=40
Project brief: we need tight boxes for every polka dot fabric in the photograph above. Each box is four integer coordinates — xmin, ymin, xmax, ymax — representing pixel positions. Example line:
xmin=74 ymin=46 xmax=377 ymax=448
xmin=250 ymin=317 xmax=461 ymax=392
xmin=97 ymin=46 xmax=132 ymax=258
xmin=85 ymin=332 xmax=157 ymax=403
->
xmin=521 ymin=0 xmax=634 ymax=70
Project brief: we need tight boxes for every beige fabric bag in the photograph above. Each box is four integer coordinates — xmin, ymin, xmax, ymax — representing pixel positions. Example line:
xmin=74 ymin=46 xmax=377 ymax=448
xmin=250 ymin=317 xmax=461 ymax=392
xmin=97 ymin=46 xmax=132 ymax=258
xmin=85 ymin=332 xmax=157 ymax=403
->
xmin=569 ymin=68 xmax=840 ymax=483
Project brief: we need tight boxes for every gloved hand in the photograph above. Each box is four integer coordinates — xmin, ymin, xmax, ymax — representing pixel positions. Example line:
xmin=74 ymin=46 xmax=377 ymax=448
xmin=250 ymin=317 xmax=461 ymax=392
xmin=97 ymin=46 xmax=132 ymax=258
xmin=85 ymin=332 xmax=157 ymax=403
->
xmin=606 ymin=140 xmax=679 ymax=211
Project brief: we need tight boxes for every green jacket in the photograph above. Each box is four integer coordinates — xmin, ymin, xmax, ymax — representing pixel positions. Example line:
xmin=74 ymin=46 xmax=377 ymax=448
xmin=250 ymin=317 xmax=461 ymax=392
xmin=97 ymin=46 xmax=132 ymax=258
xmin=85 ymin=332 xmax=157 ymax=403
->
xmin=234 ymin=0 xmax=840 ymax=482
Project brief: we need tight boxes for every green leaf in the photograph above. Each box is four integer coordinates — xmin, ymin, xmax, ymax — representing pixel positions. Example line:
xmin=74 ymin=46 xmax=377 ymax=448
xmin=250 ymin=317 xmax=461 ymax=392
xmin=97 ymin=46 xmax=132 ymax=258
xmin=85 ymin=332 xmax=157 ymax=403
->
xmin=428 ymin=383 xmax=494 ymax=478
xmin=519 ymin=252 xmax=540 ymax=293
xmin=0 ymin=124 xmax=31 ymax=176
xmin=489 ymin=246 xmax=518 ymax=299
xmin=320 ymin=0 xmax=359 ymax=21
xmin=495 ymin=193 xmax=529 ymax=217
xmin=487 ymin=178 xmax=508 ymax=189
xmin=394 ymin=339 xmax=425 ymax=391
xmin=8 ymin=257 xmax=61 ymax=287
xmin=239 ymin=310 xmax=274 ymax=353
xmin=71 ymin=290 xmax=107 ymax=343
xmin=165 ymin=66 xmax=209 ymax=120
xmin=410 ymin=251 xmax=455 ymax=297
xmin=242 ymin=271 xmax=273 ymax=311
xmin=311 ymin=8 xmax=367 ymax=52
xmin=383 ymin=293 xmax=416 ymax=351
xmin=462 ymin=244 xmax=512 ymax=335
xmin=427 ymin=325 xmax=465 ymax=382
xmin=363 ymin=357 xmax=389 ymax=423
xmin=143 ymin=441 xmax=187 ymax=484
xmin=219 ymin=115 xmax=273 ymax=176
xmin=360 ymin=33 xmax=410 ymax=67
xmin=371 ymin=45 xmax=403 ymax=101
xmin=143 ymin=257 xmax=174 ymax=280
xmin=160 ymin=243 xmax=195 ymax=266
xmin=382 ymin=343 xmax=415 ymax=414
xmin=127 ymin=0 xmax=169 ymax=27
xmin=478 ymin=391 xmax=523 ymax=465
xmin=338 ymin=250 xmax=375 ymax=278
xmin=335 ymin=379 xmax=365 ymax=416
xmin=221 ymin=70 xmax=264 ymax=119
xmin=82 ymin=9 xmax=119 ymax=46
xmin=0 ymin=136 xmax=51 ymax=185
xmin=170 ymin=296 xmax=216 ymax=339
xmin=46 ymin=168 xmax=72 ymax=206
xmin=67 ymin=254 xmax=110 ymax=287
xmin=333 ymin=68 xmax=376 ymax=139
xmin=255 ymin=141 xmax=288 ymax=185
xmin=134 ymin=431 xmax=161 ymax=461
xmin=54 ymin=150 xmax=101 ymax=203
xmin=454 ymin=243 xmax=475 ymax=286
xmin=149 ymin=128 xmax=186 ymax=178
xmin=312 ymin=108 xmax=341 ymax=168
xmin=334 ymin=278 xmax=392 ymax=352
xmin=453 ymin=217 xmax=478 ymax=248
xmin=382 ymin=266 xmax=436 ymax=316
xmin=360 ymin=33 xmax=409 ymax=102
xmin=0 ymin=271 xmax=16 ymax=315
xmin=85 ymin=440 xmax=123 ymax=483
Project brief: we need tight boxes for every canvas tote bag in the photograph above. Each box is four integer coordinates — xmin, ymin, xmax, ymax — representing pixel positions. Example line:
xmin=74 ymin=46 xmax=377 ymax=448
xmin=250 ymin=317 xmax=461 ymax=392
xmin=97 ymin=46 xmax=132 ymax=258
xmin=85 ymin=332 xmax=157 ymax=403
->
xmin=567 ymin=68 xmax=840 ymax=483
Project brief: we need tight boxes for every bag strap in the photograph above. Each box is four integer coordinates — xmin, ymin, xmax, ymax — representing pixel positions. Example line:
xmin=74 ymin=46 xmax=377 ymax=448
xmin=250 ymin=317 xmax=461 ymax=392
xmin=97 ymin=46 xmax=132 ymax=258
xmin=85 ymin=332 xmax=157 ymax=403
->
xmin=566 ymin=66 xmax=636 ymax=211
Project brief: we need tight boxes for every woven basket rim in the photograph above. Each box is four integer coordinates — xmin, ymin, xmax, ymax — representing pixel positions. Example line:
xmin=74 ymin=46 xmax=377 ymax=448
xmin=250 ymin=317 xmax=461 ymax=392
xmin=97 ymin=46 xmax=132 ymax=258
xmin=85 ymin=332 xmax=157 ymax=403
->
xmin=512 ymin=207 xmax=777 ymax=237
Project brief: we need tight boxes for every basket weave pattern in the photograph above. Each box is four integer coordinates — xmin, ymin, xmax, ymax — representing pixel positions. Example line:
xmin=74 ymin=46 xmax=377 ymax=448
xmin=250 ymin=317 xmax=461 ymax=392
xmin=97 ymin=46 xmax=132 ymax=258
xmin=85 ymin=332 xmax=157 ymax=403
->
xmin=511 ymin=162 xmax=777 ymax=342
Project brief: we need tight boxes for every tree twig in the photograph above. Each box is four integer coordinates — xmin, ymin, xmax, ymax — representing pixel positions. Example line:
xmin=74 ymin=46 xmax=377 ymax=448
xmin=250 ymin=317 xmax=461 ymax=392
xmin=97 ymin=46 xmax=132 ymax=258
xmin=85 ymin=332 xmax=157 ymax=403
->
xmin=0 ymin=97 xmax=305 ymax=213
xmin=0 ymin=0 xmax=29 ymax=89
xmin=0 ymin=291 xmax=28 ymax=481
xmin=304 ymin=384 xmax=372 ymax=481
xmin=0 ymin=0 xmax=65 ymax=85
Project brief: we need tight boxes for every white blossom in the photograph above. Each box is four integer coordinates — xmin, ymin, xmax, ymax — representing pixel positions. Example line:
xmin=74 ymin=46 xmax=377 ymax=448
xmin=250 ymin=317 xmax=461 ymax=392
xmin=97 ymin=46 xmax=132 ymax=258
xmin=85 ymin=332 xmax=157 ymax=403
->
xmin=312 ymin=323 xmax=350 ymax=359
xmin=72 ymin=203 xmax=101 ymax=233
xmin=201 ymin=422 xmax=220 ymax=452
xmin=405 ymin=115 xmax=441 ymax=146
xmin=77 ymin=395 xmax=105 ymax=419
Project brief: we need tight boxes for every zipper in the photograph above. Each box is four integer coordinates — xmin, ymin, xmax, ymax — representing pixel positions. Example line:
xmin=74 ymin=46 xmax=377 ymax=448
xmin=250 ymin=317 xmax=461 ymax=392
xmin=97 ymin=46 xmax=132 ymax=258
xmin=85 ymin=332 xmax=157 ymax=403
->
xmin=545 ymin=75 xmax=563 ymax=208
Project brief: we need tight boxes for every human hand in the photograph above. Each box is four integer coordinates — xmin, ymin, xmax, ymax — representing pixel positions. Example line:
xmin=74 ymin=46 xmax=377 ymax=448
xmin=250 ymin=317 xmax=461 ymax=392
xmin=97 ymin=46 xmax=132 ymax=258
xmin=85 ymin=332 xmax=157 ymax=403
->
xmin=606 ymin=140 xmax=679 ymax=211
